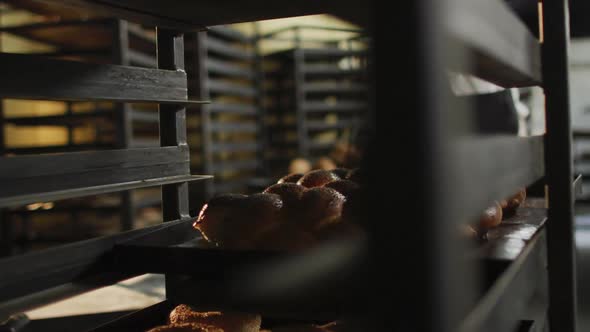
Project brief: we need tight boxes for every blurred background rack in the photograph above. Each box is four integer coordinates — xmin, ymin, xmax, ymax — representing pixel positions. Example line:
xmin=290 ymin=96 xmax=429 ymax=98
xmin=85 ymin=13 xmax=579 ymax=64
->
xmin=185 ymin=25 xmax=267 ymax=199
xmin=261 ymin=25 xmax=369 ymax=176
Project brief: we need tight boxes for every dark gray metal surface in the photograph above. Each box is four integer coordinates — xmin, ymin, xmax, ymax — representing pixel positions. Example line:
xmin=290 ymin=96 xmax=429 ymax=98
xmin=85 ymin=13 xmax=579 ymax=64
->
xmin=542 ymin=0 xmax=578 ymax=330
xmin=191 ymin=31 xmax=214 ymax=198
xmin=447 ymin=0 xmax=541 ymax=87
xmin=0 ymin=174 xmax=209 ymax=209
xmin=157 ymin=28 xmax=191 ymax=223
xmin=0 ymin=53 xmax=200 ymax=104
xmin=394 ymin=0 xmax=472 ymax=329
xmin=453 ymin=135 xmax=545 ymax=220
xmin=112 ymin=19 xmax=135 ymax=232
xmin=0 ymin=147 xmax=190 ymax=195
xmin=51 ymin=0 xmax=348 ymax=29
xmin=461 ymin=232 xmax=548 ymax=332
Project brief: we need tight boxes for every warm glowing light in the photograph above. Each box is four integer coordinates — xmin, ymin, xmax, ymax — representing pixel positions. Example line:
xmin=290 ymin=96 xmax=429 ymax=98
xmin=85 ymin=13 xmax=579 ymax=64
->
xmin=26 ymin=203 xmax=43 ymax=211
xmin=41 ymin=202 xmax=54 ymax=210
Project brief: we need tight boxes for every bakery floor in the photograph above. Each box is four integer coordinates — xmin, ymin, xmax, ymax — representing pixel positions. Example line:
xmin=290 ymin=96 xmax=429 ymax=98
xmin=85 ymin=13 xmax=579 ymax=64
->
xmin=22 ymin=274 xmax=165 ymax=331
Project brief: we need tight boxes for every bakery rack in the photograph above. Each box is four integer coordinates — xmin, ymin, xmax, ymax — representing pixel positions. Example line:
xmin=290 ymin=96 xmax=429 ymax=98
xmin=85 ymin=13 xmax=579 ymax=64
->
xmin=185 ymin=25 xmax=267 ymax=198
xmin=261 ymin=25 xmax=369 ymax=170
xmin=0 ymin=4 xmax=163 ymax=253
xmin=0 ymin=0 xmax=579 ymax=332
xmin=0 ymin=13 xmax=211 ymax=328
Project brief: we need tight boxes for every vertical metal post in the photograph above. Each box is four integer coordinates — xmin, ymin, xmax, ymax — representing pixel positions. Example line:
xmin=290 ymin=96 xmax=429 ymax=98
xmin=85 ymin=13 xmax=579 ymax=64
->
xmin=0 ymin=212 xmax=12 ymax=257
xmin=293 ymin=27 xmax=308 ymax=158
xmin=194 ymin=31 xmax=213 ymax=198
xmin=157 ymin=28 xmax=191 ymax=223
xmin=157 ymin=27 xmax=191 ymax=299
xmin=391 ymin=0 xmax=476 ymax=331
xmin=65 ymin=102 xmax=74 ymax=146
xmin=112 ymin=19 xmax=135 ymax=231
xmin=0 ymin=99 xmax=4 ymax=156
xmin=542 ymin=0 xmax=577 ymax=331
xmin=253 ymin=22 xmax=267 ymax=178
xmin=0 ymin=8 xmax=7 ymax=255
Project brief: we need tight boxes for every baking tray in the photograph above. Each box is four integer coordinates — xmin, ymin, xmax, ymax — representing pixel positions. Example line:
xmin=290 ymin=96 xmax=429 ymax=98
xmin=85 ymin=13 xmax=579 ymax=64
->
xmin=89 ymin=300 xmax=340 ymax=332
xmin=110 ymin=199 xmax=546 ymax=319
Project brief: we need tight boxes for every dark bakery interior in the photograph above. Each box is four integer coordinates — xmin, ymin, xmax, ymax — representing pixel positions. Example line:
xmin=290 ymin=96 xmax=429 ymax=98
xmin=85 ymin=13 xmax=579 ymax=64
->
xmin=1 ymin=0 xmax=590 ymax=331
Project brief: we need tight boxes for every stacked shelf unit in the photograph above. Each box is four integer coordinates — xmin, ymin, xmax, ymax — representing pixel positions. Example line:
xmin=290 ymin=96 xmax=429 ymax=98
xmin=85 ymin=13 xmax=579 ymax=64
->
xmin=0 ymin=4 xmax=163 ymax=255
xmin=185 ymin=25 xmax=266 ymax=198
xmin=563 ymin=39 xmax=590 ymax=205
xmin=0 ymin=1 xmax=579 ymax=332
xmin=0 ymin=21 xmax=211 ymax=328
xmin=262 ymin=26 xmax=369 ymax=171
xmin=573 ymin=131 xmax=590 ymax=203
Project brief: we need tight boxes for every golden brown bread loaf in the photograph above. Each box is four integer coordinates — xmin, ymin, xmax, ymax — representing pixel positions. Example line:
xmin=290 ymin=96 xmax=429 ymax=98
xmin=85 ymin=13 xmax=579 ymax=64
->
xmin=323 ymin=180 xmax=359 ymax=199
xmin=501 ymin=188 xmax=526 ymax=218
xmin=299 ymin=187 xmax=346 ymax=230
xmin=193 ymin=193 xmax=282 ymax=249
xmin=169 ymin=305 xmax=261 ymax=332
xmin=195 ymin=166 xmax=364 ymax=250
xmin=241 ymin=193 xmax=284 ymax=238
xmin=297 ymin=170 xmax=340 ymax=188
xmin=478 ymin=201 xmax=503 ymax=229
xmin=193 ymin=194 xmax=248 ymax=247
xmin=330 ymin=168 xmax=350 ymax=179
xmin=277 ymin=173 xmax=304 ymax=184
xmin=263 ymin=183 xmax=305 ymax=214
xmin=507 ymin=188 xmax=526 ymax=208
xmin=147 ymin=323 xmax=223 ymax=332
